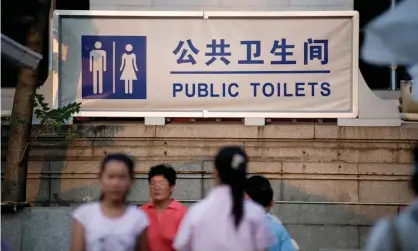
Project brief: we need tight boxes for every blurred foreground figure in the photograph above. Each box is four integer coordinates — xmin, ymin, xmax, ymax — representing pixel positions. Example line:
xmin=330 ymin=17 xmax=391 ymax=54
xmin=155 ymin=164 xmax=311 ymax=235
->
xmin=365 ymin=145 xmax=418 ymax=251
xmin=173 ymin=146 xmax=276 ymax=251
xmin=1 ymin=240 xmax=9 ymax=251
xmin=361 ymin=0 xmax=418 ymax=100
xmin=70 ymin=154 xmax=149 ymax=251
xmin=245 ymin=175 xmax=296 ymax=251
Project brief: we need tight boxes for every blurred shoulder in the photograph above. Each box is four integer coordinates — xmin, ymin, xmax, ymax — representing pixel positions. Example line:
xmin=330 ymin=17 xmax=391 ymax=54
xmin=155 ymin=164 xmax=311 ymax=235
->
xmin=244 ymin=200 xmax=266 ymax=219
xmin=73 ymin=201 xmax=99 ymax=214
xmin=181 ymin=199 xmax=208 ymax=222
xmin=72 ymin=202 xmax=100 ymax=225
xmin=130 ymin=205 xmax=148 ymax=218
xmin=365 ymin=218 xmax=392 ymax=251
xmin=268 ymin=213 xmax=283 ymax=225
xmin=172 ymin=200 xmax=188 ymax=212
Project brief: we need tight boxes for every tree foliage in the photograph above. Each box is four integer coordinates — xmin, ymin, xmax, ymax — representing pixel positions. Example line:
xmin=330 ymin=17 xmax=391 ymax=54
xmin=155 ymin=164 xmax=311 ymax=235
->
xmin=29 ymin=93 xmax=83 ymax=147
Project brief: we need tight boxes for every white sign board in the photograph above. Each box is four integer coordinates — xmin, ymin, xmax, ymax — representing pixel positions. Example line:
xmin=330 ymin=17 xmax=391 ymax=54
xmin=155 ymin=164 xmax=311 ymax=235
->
xmin=53 ymin=11 xmax=359 ymax=118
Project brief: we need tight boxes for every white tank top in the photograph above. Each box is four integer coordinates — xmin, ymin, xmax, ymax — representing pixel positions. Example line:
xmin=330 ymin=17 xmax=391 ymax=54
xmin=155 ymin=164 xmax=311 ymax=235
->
xmin=72 ymin=202 xmax=149 ymax=251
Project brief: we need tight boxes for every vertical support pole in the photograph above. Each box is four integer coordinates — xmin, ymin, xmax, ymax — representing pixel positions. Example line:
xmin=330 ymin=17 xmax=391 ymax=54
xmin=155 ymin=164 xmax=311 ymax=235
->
xmin=390 ymin=0 xmax=397 ymax=91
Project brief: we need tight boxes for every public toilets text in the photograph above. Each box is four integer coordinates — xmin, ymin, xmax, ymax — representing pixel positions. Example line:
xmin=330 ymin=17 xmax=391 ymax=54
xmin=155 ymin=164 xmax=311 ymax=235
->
xmin=172 ymin=82 xmax=331 ymax=98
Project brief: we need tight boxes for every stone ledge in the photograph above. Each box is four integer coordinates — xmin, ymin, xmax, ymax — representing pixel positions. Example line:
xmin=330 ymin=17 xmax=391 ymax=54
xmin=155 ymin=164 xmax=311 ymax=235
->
xmin=2 ymin=123 xmax=417 ymax=140
xmin=17 ymin=141 xmax=412 ymax=164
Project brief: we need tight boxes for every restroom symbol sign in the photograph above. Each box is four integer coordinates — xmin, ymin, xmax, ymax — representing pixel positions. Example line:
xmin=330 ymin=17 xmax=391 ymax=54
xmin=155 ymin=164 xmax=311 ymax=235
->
xmin=81 ymin=35 xmax=147 ymax=99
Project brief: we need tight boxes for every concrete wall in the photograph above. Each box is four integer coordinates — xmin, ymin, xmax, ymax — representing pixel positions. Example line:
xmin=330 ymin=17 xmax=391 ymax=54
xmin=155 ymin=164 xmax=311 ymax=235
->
xmin=2 ymin=123 xmax=417 ymax=251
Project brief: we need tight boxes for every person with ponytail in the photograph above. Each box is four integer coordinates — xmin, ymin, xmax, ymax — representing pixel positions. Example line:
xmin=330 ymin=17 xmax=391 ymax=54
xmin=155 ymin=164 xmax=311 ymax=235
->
xmin=70 ymin=153 xmax=149 ymax=251
xmin=173 ymin=146 xmax=276 ymax=251
xmin=365 ymin=143 xmax=418 ymax=251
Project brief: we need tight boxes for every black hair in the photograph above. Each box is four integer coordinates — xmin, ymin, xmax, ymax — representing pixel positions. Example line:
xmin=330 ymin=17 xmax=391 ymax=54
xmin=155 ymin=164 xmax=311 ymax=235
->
xmin=99 ymin=153 xmax=135 ymax=201
xmin=246 ymin=175 xmax=272 ymax=189
xmin=215 ymin=146 xmax=248 ymax=229
xmin=412 ymin=144 xmax=418 ymax=195
xmin=245 ymin=175 xmax=274 ymax=208
xmin=147 ymin=164 xmax=177 ymax=186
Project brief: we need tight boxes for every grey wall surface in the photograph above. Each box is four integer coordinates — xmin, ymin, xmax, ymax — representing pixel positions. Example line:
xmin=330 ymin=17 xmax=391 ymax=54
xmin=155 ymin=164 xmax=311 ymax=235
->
xmin=0 ymin=203 xmax=394 ymax=251
xmin=2 ymin=208 xmax=74 ymax=251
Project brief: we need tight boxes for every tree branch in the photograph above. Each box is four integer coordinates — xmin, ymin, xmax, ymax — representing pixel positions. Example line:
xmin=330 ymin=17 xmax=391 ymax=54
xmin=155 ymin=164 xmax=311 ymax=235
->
xmin=19 ymin=124 xmax=46 ymax=164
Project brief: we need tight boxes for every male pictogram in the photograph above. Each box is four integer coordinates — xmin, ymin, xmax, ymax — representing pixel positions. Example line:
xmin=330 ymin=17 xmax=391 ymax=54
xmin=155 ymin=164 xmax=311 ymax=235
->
xmin=89 ymin=41 xmax=107 ymax=94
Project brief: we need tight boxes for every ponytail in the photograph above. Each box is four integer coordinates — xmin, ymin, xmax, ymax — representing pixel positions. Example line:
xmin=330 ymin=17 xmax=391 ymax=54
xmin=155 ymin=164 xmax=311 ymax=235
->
xmin=230 ymin=171 xmax=245 ymax=228
xmin=412 ymin=143 xmax=418 ymax=195
xmin=215 ymin=146 xmax=248 ymax=229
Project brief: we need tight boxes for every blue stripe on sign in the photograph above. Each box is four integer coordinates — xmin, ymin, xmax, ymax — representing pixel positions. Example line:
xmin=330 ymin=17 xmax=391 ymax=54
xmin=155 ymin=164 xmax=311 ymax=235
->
xmin=170 ymin=70 xmax=331 ymax=74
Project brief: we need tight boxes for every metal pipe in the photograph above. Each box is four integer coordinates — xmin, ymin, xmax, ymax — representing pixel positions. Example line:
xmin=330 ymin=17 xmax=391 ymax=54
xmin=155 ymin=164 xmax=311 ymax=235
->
xmin=390 ymin=0 xmax=397 ymax=90
xmin=141 ymin=199 xmax=410 ymax=207
xmin=24 ymin=174 xmax=411 ymax=182
xmin=21 ymin=170 xmax=413 ymax=176
xmin=1 ymin=34 xmax=43 ymax=69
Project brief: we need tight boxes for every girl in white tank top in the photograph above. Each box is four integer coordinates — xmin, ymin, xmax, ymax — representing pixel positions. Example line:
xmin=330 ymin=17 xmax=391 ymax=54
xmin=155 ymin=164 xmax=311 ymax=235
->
xmin=70 ymin=153 xmax=149 ymax=251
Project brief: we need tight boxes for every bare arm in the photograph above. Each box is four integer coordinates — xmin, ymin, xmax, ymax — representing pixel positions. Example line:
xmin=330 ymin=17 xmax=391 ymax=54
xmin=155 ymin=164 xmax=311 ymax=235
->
xmin=136 ymin=227 xmax=149 ymax=251
xmin=70 ymin=219 xmax=85 ymax=251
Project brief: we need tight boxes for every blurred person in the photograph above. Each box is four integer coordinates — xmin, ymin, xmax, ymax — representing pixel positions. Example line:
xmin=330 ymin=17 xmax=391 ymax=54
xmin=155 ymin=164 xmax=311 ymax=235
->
xmin=246 ymin=175 xmax=295 ymax=251
xmin=362 ymin=0 xmax=418 ymax=100
xmin=1 ymin=240 xmax=9 ymax=251
xmin=141 ymin=164 xmax=187 ymax=251
xmin=70 ymin=153 xmax=149 ymax=251
xmin=262 ymin=213 xmax=299 ymax=250
xmin=173 ymin=146 xmax=276 ymax=251
xmin=365 ymin=144 xmax=418 ymax=251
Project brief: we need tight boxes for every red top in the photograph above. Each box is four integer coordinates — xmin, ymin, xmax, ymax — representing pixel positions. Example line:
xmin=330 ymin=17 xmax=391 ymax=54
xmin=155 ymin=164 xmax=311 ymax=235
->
xmin=141 ymin=200 xmax=187 ymax=251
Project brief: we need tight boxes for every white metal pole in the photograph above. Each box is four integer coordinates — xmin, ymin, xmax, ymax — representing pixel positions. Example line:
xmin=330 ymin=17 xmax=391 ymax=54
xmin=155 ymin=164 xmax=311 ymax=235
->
xmin=390 ymin=0 xmax=397 ymax=90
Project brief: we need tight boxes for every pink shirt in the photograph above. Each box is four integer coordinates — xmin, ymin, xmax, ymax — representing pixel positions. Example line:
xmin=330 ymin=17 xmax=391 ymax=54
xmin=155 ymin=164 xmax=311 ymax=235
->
xmin=173 ymin=185 xmax=276 ymax=251
xmin=141 ymin=200 xmax=187 ymax=251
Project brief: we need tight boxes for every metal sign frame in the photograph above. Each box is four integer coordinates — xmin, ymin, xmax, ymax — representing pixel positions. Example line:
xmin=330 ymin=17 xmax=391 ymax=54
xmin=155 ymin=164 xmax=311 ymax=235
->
xmin=52 ymin=10 xmax=359 ymax=118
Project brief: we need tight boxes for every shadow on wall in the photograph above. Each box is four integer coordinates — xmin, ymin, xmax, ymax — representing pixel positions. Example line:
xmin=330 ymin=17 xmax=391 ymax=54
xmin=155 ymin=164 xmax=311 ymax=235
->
xmin=1 ymin=122 xmax=122 ymax=251
xmin=30 ymin=124 xmax=124 ymax=206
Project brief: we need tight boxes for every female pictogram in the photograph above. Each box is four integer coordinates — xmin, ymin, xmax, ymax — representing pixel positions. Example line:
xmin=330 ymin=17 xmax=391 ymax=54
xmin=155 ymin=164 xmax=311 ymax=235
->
xmin=119 ymin=44 xmax=138 ymax=94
